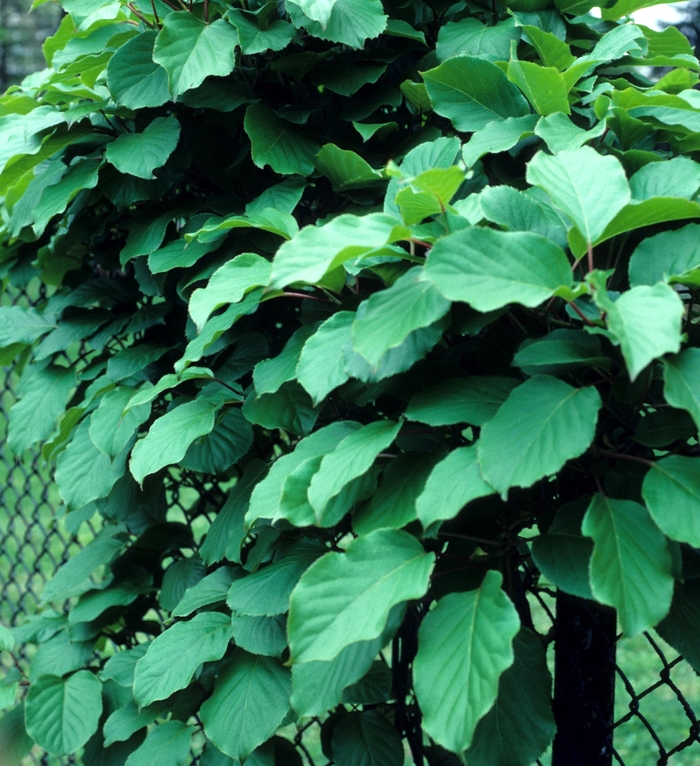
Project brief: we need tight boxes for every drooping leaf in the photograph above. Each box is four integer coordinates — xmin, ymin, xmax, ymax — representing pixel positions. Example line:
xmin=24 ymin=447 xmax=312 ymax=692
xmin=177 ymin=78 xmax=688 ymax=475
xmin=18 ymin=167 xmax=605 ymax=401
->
xmin=105 ymin=116 xmax=180 ymax=180
xmin=286 ymin=0 xmax=387 ymax=48
xmin=478 ymin=376 xmax=601 ymax=497
xmin=288 ymin=529 xmax=434 ymax=663
xmin=423 ymin=227 xmax=572 ymax=312
xmin=414 ymin=570 xmax=520 ymax=753
xmin=582 ymin=494 xmax=673 ymax=636
xmin=88 ymin=386 xmax=150 ymax=460
xmin=25 ymin=671 xmax=102 ymax=756
xmin=200 ymin=651 xmax=291 ymax=761
xmin=133 ymin=612 xmax=232 ymax=707
xmin=106 ymin=31 xmax=170 ymax=109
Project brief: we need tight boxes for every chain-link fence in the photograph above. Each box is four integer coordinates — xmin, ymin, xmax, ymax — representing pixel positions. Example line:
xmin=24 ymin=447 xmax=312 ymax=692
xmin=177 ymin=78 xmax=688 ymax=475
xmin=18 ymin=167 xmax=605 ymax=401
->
xmin=2 ymin=284 xmax=700 ymax=766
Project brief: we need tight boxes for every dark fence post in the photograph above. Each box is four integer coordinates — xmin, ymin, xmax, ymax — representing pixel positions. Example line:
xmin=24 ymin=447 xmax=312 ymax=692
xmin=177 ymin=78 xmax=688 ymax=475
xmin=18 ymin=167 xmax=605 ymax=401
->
xmin=551 ymin=593 xmax=617 ymax=766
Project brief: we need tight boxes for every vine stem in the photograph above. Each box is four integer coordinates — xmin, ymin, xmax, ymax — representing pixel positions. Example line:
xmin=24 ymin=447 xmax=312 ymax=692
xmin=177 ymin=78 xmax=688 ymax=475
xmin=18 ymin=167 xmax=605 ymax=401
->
xmin=567 ymin=300 xmax=596 ymax=326
xmin=281 ymin=291 xmax=331 ymax=303
xmin=598 ymin=450 xmax=654 ymax=467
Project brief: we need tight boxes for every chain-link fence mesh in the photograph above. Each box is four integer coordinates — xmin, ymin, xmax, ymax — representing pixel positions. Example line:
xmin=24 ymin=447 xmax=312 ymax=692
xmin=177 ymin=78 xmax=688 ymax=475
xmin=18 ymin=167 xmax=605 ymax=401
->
xmin=2 ymin=283 xmax=700 ymax=766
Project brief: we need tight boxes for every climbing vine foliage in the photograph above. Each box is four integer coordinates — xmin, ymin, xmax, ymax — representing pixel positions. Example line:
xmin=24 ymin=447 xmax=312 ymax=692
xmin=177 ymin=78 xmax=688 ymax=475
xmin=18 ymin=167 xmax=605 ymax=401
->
xmin=3 ymin=0 xmax=700 ymax=762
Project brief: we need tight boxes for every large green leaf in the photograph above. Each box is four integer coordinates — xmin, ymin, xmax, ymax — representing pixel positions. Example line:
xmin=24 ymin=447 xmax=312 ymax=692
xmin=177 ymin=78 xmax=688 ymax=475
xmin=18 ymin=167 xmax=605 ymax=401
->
xmin=594 ymin=281 xmax=684 ymax=381
xmin=642 ymin=457 xmax=700 ymax=547
xmin=288 ymin=529 xmax=434 ymax=663
xmin=351 ymin=268 xmax=450 ymax=368
xmin=32 ymin=159 xmax=101 ymax=237
xmin=316 ymin=144 xmax=383 ymax=191
xmin=422 ymin=227 xmax=572 ymax=311
xmin=534 ymin=113 xmax=606 ymax=154
xmin=628 ymin=224 xmax=700 ymax=287
xmin=462 ymin=114 xmax=538 ymax=167
xmin=526 ymin=146 xmax=631 ymax=244
xmin=507 ymin=60 xmax=569 ymax=115
xmin=0 ymin=307 xmax=55 ymax=347
xmin=133 ymin=612 xmax=232 ymax=707
xmin=416 ymin=446 xmax=494 ymax=527
xmin=103 ymin=700 xmax=167 ymax=747
xmin=105 ymin=116 xmax=180 ymax=180
xmin=465 ymin=629 xmax=555 ymax=766
xmin=582 ymin=494 xmax=673 ymax=636
xmin=269 ymin=213 xmax=408 ymax=289
xmin=124 ymin=721 xmax=192 ymax=766
xmin=200 ymin=651 xmax=291 ymax=761
xmin=478 ymin=376 xmax=601 ymax=497
xmin=106 ymin=31 xmax=170 ymax=109
xmin=286 ymin=0 xmax=387 ymax=48
xmin=422 ymin=57 xmax=530 ymax=131
xmin=414 ymin=571 xmax=520 ymax=753
xmin=129 ymin=397 xmax=220 ymax=484
xmin=25 ymin=671 xmax=102 ymax=756
xmin=664 ymin=348 xmax=700 ymax=429
xmin=88 ymin=386 xmax=150 ymax=460
xmin=230 ymin=614 xmax=287 ymax=657
xmin=153 ymin=13 xmax=239 ymax=97
xmin=0 ymin=705 xmax=33 ymax=766
xmin=436 ymin=17 xmax=520 ymax=62
xmin=181 ymin=408 xmax=253 ymax=474
xmin=253 ymin=324 xmax=319 ymax=396
xmin=296 ymin=311 xmax=354 ymax=404
xmin=226 ymin=10 xmax=294 ymax=54
xmin=331 ymin=710 xmax=404 ymax=766
xmin=172 ymin=567 xmax=240 ymax=617
xmin=7 ymin=364 xmax=75 ymax=453
xmin=630 ymin=156 xmax=700 ymax=200
xmin=513 ymin=330 xmax=609 ymax=376
xmin=244 ymin=104 xmax=320 ymax=176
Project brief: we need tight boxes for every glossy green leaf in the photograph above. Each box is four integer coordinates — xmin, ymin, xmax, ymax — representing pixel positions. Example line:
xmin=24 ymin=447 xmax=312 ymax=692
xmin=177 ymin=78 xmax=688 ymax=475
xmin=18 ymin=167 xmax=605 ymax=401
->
xmin=462 ymin=114 xmax=538 ymax=167
xmin=331 ymin=710 xmax=404 ymax=766
xmin=534 ymin=113 xmax=606 ymax=153
xmin=200 ymin=651 xmax=290 ymax=761
xmin=133 ymin=612 xmax=232 ymax=706
xmin=508 ymin=60 xmax=569 ymax=115
xmin=226 ymin=10 xmax=294 ymax=54
xmin=642 ymin=457 xmax=700 ymax=547
xmin=513 ymin=330 xmax=609 ymax=376
xmin=286 ymin=0 xmax=387 ymax=48
xmin=478 ymin=376 xmax=601 ymax=497
xmin=101 ymin=645 xmax=149 ymax=688
xmin=414 ymin=570 xmax=520 ymax=753
xmin=423 ymin=56 xmax=530 ymax=132
xmin=436 ymin=18 xmax=519 ymax=62
xmin=296 ymin=311 xmax=354 ymax=404
xmin=32 ymin=159 xmax=101 ymax=237
xmin=124 ymin=721 xmax=192 ymax=766
xmin=288 ymin=529 xmax=434 ymax=663
xmin=153 ymin=13 xmax=239 ymax=97
xmin=416 ymin=446 xmax=494 ymax=527
xmin=316 ymin=144 xmax=383 ymax=191
xmin=105 ymin=116 xmax=180 ymax=180
xmin=664 ymin=348 xmax=700 ymax=429
xmin=25 ymin=671 xmax=102 ymax=755
xmin=630 ymin=156 xmax=700 ymax=200
xmin=243 ymin=383 xmax=319 ymax=436
xmin=106 ymin=31 xmax=170 ymax=109
xmin=526 ymin=146 xmax=631 ymax=244
xmin=244 ymin=104 xmax=320 ymax=176
xmin=522 ymin=25 xmax=574 ymax=70
xmin=130 ymin=397 xmax=220 ymax=484
xmin=582 ymin=494 xmax=673 ymax=636
xmin=253 ymin=324 xmax=319 ymax=396
xmin=628 ymin=224 xmax=700 ymax=287
xmin=423 ymin=227 xmax=572 ymax=311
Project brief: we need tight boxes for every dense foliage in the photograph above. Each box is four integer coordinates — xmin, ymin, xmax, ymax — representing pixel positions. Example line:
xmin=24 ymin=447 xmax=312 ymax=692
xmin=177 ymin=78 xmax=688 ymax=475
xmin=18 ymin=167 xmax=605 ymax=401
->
xmin=3 ymin=0 xmax=700 ymax=762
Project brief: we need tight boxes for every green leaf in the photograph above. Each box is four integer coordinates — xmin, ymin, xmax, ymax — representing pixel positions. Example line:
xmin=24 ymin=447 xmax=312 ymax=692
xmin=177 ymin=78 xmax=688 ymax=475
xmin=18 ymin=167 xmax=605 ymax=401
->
xmin=103 ymin=700 xmax=168 ymax=747
xmin=172 ymin=567 xmax=240 ymax=617
xmin=243 ymin=383 xmax=319 ymax=436
xmin=436 ymin=18 xmax=520 ymax=62
xmin=153 ymin=13 xmax=239 ymax=98
xmin=133 ymin=612 xmax=232 ymax=707
xmin=244 ymin=104 xmax=320 ymax=176
xmin=32 ymin=159 xmax=101 ymax=237
xmin=316 ymin=144 xmax=383 ymax=191
xmin=656 ymin=582 xmax=700 ymax=675
xmin=315 ymin=65 xmax=387 ymax=96
xmin=465 ymin=629 xmax=555 ymax=766
xmin=594 ymin=281 xmax=684 ymax=381
xmin=306 ymin=420 xmax=401 ymax=523
xmin=534 ymin=113 xmax=606 ymax=154
xmin=664 ymin=348 xmax=700 ymax=429
xmin=0 ymin=307 xmax=55 ymax=347
xmin=181 ymin=408 xmax=253 ymax=474
xmin=414 ymin=570 xmax=520 ymax=753
xmin=416 ymin=446 xmax=494 ymax=527
xmin=7 ymin=365 xmax=75 ymax=453
xmin=89 ymin=387 xmax=150 ymax=460
xmin=462 ymin=114 xmax=538 ymax=167
xmin=296 ymin=311 xmax=354 ymax=404
xmin=190 ymin=208 xmax=298 ymax=244
xmin=630 ymin=156 xmax=700 ymax=201
xmin=422 ymin=57 xmax=530 ymax=132
xmin=148 ymin=236 xmax=222 ymax=274
xmin=478 ymin=376 xmax=601 ymax=498
xmin=635 ymin=409 xmax=696 ymax=447
xmin=55 ymin=420 xmax=129 ymax=510
xmin=269 ymin=213 xmax=408 ymax=289
xmin=200 ymin=651 xmax=291 ymax=761
xmin=227 ymin=550 xmax=320 ymax=616
xmin=0 ymin=705 xmax=33 ymax=766
xmin=513 ymin=330 xmax=609 ymax=376
xmin=129 ymin=397 xmax=220 ymax=485
xmin=642 ymin=457 xmax=700 ymax=547
xmin=522 ymin=25 xmax=574 ymax=70
xmin=291 ymin=0 xmax=338 ymax=27
xmin=531 ymin=500 xmax=593 ymax=600
xmin=106 ymin=31 xmax=170 ymax=109
xmin=159 ymin=558 xmax=207 ymax=612
xmin=105 ymin=116 xmax=180 ymax=180
xmin=100 ymin=645 xmax=149 ymax=687
xmin=353 ymin=452 xmax=440 ymax=535
xmin=526 ymin=146 xmax=631 ymax=244
xmin=342 ymin=660 xmax=392 ymax=705
xmin=226 ymin=10 xmax=294 ymax=55
xmin=406 ymin=376 xmax=519 ymax=427
xmin=0 ymin=625 xmax=14 ymax=653
xmin=331 ymin=710 xmax=404 ymax=766
xmin=582 ymin=495 xmax=673 ymax=636
xmin=351 ymin=268 xmax=450 ymax=368
xmin=422 ymin=227 xmax=572 ymax=311
xmin=253 ymin=324 xmax=320 ymax=396
xmin=25 ymin=671 xmax=102 ymax=756
xmin=69 ymin=586 xmax=142 ymax=626
xmin=507 ymin=60 xmax=570 ymax=115
xmin=286 ymin=0 xmax=387 ymax=48
xmin=288 ymin=529 xmax=434 ymax=663
xmin=28 ymin=630 xmax=93 ymax=681
xmin=628 ymin=224 xmax=700 ymax=287
xmin=124 ymin=721 xmax=193 ymax=766
xmin=231 ymin=614 xmax=287 ymax=657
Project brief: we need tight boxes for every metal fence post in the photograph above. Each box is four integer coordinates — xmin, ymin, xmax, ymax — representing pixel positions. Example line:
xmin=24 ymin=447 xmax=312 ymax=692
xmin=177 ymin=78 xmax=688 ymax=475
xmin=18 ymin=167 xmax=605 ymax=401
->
xmin=551 ymin=593 xmax=617 ymax=766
